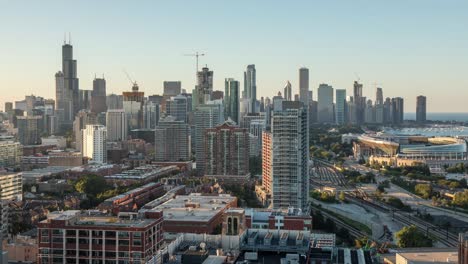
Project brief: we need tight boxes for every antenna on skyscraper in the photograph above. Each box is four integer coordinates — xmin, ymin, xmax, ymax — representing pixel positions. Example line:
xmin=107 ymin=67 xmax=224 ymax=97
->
xmin=69 ymin=32 xmax=71 ymax=44
xmin=64 ymin=32 xmax=67 ymax=44
xmin=354 ymin=72 xmax=361 ymax=82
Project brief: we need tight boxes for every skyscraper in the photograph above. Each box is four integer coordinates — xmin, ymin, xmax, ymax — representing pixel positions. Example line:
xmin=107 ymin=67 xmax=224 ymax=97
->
xmin=194 ymin=102 xmax=224 ymax=175
xmin=91 ymin=77 xmax=107 ymax=114
xmin=106 ymin=109 xmax=127 ymax=141
xmin=244 ymin=65 xmax=257 ymax=113
xmin=106 ymin=94 xmax=123 ymax=110
xmin=82 ymin=124 xmax=107 ymax=164
xmin=155 ymin=116 xmax=190 ymax=162
xmin=78 ymin=89 xmax=92 ymax=111
xmin=62 ymin=41 xmax=79 ymax=125
xmin=142 ymin=100 xmax=160 ymax=129
xmin=166 ymin=95 xmax=188 ymax=123
xmin=391 ymin=97 xmax=404 ymax=124
xmin=299 ymin=67 xmax=309 ymax=105
xmin=163 ymin=81 xmax=182 ymax=97
xmin=17 ymin=116 xmax=43 ymax=145
xmin=376 ymin=87 xmax=383 ymax=105
xmin=353 ymin=81 xmax=364 ymax=124
xmin=204 ymin=121 xmax=249 ymax=176
xmin=262 ymin=102 xmax=309 ymax=210
xmin=335 ymin=89 xmax=346 ymax=125
xmin=284 ymin=81 xmax=292 ymax=101
xmin=416 ymin=95 xmax=427 ymax=123
xmin=4 ymin=102 xmax=13 ymax=112
xmin=317 ymin=84 xmax=334 ymax=123
xmin=123 ymin=83 xmax=144 ymax=131
xmin=193 ymin=67 xmax=213 ymax=108
xmin=224 ymin=78 xmax=240 ymax=124
xmin=73 ymin=110 xmax=97 ymax=152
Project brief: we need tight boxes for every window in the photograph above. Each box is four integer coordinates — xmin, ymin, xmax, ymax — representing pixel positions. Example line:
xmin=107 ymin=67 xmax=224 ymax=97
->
xmin=118 ymin=231 xmax=129 ymax=239
xmin=41 ymin=229 xmax=49 ymax=237
xmin=52 ymin=229 xmax=64 ymax=236
xmin=66 ymin=230 xmax=76 ymax=236
xmin=132 ymin=239 xmax=142 ymax=246
xmin=78 ymin=230 xmax=89 ymax=237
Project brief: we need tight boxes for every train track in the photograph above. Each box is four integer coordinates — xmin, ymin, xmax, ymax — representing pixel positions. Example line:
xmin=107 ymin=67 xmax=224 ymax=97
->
xmin=310 ymin=205 xmax=369 ymax=239
xmin=346 ymin=195 xmax=458 ymax=247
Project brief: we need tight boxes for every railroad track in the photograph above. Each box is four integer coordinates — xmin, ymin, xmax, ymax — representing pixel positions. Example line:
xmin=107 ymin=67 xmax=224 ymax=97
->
xmin=311 ymin=205 xmax=369 ymax=239
xmin=346 ymin=195 xmax=458 ymax=247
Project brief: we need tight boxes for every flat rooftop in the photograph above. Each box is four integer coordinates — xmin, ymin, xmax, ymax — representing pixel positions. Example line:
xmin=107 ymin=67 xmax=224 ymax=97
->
xmin=397 ymin=251 xmax=458 ymax=263
xmin=144 ymin=193 xmax=236 ymax=222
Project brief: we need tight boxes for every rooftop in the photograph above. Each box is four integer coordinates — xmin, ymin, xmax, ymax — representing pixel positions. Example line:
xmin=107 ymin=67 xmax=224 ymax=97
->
xmin=397 ymin=250 xmax=458 ymax=263
xmin=143 ymin=193 xmax=236 ymax=222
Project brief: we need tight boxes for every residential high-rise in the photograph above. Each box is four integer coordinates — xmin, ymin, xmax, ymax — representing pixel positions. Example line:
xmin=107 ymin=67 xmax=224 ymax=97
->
xmin=37 ymin=210 xmax=163 ymax=264
xmin=17 ymin=115 xmax=43 ymax=145
xmin=123 ymin=83 xmax=144 ymax=131
xmin=0 ymin=141 xmax=22 ymax=168
xmin=416 ymin=95 xmax=427 ymax=123
xmin=91 ymin=77 xmax=107 ymax=114
xmin=243 ymin=64 xmax=257 ymax=113
xmin=335 ymin=89 xmax=346 ymax=125
xmin=353 ymin=81 xmax=365 ymax=124
xmin=284 ymin=81 xmax=292 ymax=101
xmin=0 ymin=172 xmax=23 ymax=237
xmin=317 ymin=84 xmax=334 ymax=123
xmin=142 ymin=101 xmax=160 ymax=129
xmin=106 ymin=110 xmax=127 ymax=142
xmin=163 ymin=81 xmax=182 ymax=97
xmin=194 ymin=102 xmax=224 ymax=175
xmin=78 ymin=89 xmax=92 ymax=111
xmin=82 ymin=124 xmax=107 ymax=164
xmin=391 ymin=97 xmax=404 ymax=124
xmin=299 ymin=67 xmax=309 ymax=105
xmin=262 ymin=102 xmax=309 ymax=211
xmin=106 ymin=94 xmax=123 ymax=110
xmin=4 ymin=102 xmax=13 ymax=112
xmin=376 ymin=87 xmax=383 ymax=105
xmin=73 ymin=110 xmax=97 ymax=152
xmin=204 ymin=121 xmax=250 ymax=177
xmin=193 ymin=67 xmax=213 ymax=108
xmin=224 ymin=78 xmax=240 ymax=124
xmin=155 ymin=116 xmax=190 ymax=162
xmin=166 ymin=95 xmax=188 ymax=123
xmin=364 ymin=99 xmax=375 ymax=124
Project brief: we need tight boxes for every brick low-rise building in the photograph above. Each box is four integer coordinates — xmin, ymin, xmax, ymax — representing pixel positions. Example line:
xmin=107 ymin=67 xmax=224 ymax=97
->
xmin=244 ymin=208 xmax=312 ymax=231
xmin=37 ymin=210 xmax=163 ymax=264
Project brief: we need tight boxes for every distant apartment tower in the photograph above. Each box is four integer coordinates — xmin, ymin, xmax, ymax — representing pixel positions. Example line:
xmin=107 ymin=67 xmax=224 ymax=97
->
xmin=0 ymin=141 xmax=22 ymax=168
xmin=82 ymin=124 xmax=107 ymax=164
xmin=73 ymin=110 xmax=97 ymax=152
xmin=263 ymin=102 xmax=309 ymax=211
xmin=17 ymin=115 xmax=43 ymax=145
xmin=154 ymin=116 xmax=190 ymax=162
xmin=0 ymin=172 xmax=23 ymax=237
xmin=79 ymin=89 xmax=92 ymax=111
xmin=299 ymin=67 xmax=309 ymax=105
xmin=317 ymin=84 xmax=334 ymax=123
xmin=243 ymin=64 xmax=257 ymax=113
xmin=163 ymin=81 xmax=182 ymax=97
xmin=106 ymin=94 xmax=123 ymax=110
xmin=224 ymin=78 xmax=240 ymax=124
xmin=376 ymin=87 xmax=383 ymax=105
xmin=353 ymin=81 xmax=365 ymax=124
xmin=123 ymin=83 xmax=144 ymax=131
xmin=194 ymin=103 xmax=224 ymax=175
xmin=166 ymin=95 xmax=188 ymax=122
xmin=193 ymin=67 xmax=213 ymax=108
xmin=106 ymin=110 xmax=127 ymax=141
xmin=283 ymin=81 xmax=292 ymax=101
xmin=91 ymin=77 xmax=107 ymax=113
xmin=204 ymin=121 xmax=250 ymax=176
xmin=416 ymin=95 xmax=427 ymax=123
xmin=142 ymin=101 xmax=160 ymax=129
xmin=335 ymin=89 xmax=346 ymax=125
xmin=391 ymin=97 xmax=404 ymax=124
xmin=4 ymin=102 xmax=13 ymax=112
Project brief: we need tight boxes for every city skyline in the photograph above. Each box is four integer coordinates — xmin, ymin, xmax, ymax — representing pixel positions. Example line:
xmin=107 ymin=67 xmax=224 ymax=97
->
xmin=1 ymin=1 xmax=467 ymax=113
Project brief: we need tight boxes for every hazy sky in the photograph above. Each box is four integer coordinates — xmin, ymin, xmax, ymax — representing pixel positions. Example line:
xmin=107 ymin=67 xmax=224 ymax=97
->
xmin=1 ymin=0 xmax=467 ymax=112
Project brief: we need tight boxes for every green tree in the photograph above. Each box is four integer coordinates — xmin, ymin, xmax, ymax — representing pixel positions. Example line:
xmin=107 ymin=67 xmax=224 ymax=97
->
xmin=415 ymin=184 xmax=432 ymax=199
xmin=74 ymin=174 xmax=109 ymax=196
xmin=338 ymin=191 xmax=345 ymax=201
xmin=453 ymin=190 xmax=468 ymax=209
xmin=395 ymin=225 xmax=432 ymax=248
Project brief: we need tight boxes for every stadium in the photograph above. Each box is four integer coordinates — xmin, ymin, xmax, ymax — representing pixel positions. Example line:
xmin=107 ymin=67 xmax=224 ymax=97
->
xmin=353 ymin=132 xmax=467 ymax=171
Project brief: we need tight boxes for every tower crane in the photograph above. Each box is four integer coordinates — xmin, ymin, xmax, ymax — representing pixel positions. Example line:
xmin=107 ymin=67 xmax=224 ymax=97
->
xmin=184 ymin=52 xmax=206 ymax=72
xmin=123 ymin=69 xmax=138 ymax=91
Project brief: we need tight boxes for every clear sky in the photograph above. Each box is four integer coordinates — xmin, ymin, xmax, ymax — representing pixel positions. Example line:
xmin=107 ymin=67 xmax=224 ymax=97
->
xmin=1 ymin=0 xmax=467 ymax=112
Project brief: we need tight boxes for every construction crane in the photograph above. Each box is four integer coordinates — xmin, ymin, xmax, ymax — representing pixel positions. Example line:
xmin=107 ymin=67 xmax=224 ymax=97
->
xmin=123 ymin=69 xmax=139 ymax=91
xmin=184 ymin=52 xmax=205 ymax=72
